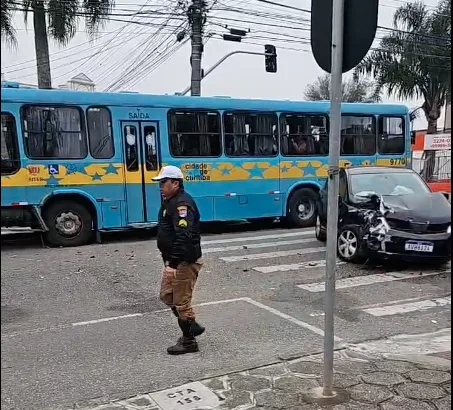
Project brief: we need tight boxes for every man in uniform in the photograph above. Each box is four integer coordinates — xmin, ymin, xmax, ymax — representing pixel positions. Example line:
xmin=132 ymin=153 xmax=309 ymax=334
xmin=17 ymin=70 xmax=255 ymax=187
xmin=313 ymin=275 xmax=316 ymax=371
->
xmin=153 ymin=165 xmax=204 ymax=355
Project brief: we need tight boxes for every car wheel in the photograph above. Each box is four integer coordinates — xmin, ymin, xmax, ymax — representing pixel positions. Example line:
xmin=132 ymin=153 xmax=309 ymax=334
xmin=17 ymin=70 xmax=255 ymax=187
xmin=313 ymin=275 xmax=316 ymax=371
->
xmin=315 ymin=215 xmax=327 ymax=242
xmin=287 ymin=188 xmax=318 ymax=228
xmin=337 ymin=224 xmax=365 ymax=263
xmin=43 ymin=200 xmax=93 ymax=247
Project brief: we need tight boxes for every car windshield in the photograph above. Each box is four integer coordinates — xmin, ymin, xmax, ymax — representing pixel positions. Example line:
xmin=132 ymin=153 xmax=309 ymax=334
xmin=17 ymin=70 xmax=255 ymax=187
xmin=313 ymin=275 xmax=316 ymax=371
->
xmin=350 ymin=172 xmax=430 ymax=199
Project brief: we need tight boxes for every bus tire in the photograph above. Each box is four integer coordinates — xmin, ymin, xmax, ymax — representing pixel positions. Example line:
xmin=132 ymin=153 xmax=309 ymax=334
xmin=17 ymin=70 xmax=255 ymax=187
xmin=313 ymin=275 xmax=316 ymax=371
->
xmin=43 ymin=200 xmax=93 ymax=247
xmin=287 ymin=188 xmax=318 ymax=228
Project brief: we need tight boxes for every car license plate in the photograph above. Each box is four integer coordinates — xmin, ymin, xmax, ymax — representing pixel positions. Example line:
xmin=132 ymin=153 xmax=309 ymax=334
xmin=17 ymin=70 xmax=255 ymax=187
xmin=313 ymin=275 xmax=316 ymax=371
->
xmin=405 ymin=241 xmax=434 ymax=252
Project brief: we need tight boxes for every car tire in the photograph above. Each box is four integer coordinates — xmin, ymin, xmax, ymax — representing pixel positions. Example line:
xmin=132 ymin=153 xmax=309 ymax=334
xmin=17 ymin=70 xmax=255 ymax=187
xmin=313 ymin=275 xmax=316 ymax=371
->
xmin=43 ymin=200 xmax=93 ymax=247
xmin=315 ymin=215 xmax=327 ymax=242
xmin=337 ymin=224 xmax=365 ymax=263
xmin=287 ymin=188 xmax=318 ymax=228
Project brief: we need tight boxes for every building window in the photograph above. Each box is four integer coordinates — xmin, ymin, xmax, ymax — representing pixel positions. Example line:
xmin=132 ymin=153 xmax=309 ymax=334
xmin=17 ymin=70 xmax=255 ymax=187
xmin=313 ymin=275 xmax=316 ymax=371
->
xmin=87 ymin=107 xmax=114 ymax=159
xmin=341 ymin=116 xmax=376 ymax=155
xmin=280 ymin=114 xmax=329 ymax=156
xmin=224 ymin=112 xmax=278 ymax=157
xmin=378 ymin=116 xmax=405 ymax=154
xmin=22 ymin=106 xmax=87 ymax=159
xmin=169 ymin=110 xmax=221 ymax=157
xmin=1 ymin=113 xmax=20 ymax=174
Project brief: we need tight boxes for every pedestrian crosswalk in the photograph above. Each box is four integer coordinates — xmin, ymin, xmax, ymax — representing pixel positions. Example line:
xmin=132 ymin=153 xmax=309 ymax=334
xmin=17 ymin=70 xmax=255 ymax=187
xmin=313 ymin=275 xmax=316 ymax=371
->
xmin=202 ymin=227 xmax=451 ymax=327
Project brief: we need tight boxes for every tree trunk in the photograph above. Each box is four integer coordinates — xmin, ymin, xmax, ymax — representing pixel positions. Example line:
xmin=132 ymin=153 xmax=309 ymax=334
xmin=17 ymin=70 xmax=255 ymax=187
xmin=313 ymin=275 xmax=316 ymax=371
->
xmin=33 ymin=1 xmax=52 ymax=89
xmin=422 ymin=118 xmax=438 ymax=182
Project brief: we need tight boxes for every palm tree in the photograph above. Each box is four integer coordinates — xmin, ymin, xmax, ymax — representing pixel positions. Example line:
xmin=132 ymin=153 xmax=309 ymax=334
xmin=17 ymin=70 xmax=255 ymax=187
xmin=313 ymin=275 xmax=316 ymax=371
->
xmin=355 ymin=0 xmax=451 ymax=134
xmin=304 ymin=74 xmax=381 ymax=103
xmin=1 ymin=0 xmax=115 ymax=89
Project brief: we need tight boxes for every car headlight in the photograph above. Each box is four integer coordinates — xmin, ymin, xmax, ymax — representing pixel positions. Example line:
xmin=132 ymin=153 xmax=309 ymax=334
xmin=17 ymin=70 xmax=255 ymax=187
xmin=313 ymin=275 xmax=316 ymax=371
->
xmin=448 ymin=225 xmax=451 ymax=234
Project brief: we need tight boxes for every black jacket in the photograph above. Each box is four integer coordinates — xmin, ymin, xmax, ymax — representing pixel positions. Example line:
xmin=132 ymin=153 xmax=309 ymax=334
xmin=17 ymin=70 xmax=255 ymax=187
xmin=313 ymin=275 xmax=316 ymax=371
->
xmin=157 ymin=189 xmax=202 ymax=268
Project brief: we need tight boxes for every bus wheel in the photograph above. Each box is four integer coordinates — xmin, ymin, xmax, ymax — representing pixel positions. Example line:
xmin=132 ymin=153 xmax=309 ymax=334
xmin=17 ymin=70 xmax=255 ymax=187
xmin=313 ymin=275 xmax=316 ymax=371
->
xmin=287 ymin=188 xmax=318 ymax=228
xmin=43 ymin=200 xmax=93 ymax=247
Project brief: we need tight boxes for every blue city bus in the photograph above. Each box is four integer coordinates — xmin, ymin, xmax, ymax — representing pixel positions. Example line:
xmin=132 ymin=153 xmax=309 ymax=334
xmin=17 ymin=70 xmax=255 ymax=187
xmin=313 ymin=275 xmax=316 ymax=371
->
xmin=1 ymin=83 xmax=411 ymax=246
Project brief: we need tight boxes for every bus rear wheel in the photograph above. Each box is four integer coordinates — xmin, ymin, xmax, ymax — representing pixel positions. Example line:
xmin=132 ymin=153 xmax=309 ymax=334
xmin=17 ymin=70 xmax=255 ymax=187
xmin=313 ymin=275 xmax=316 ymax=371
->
xmin=287 ymin=188 xmax=318 ymax=228
xmin=43 ymin=200 xmax=93 ymax=247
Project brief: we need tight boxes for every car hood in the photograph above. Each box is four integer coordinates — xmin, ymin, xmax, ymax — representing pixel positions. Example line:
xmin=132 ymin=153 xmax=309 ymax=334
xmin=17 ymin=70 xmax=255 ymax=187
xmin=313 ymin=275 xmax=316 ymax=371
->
xmin=382 ymin=193 xmax=451 ymax=224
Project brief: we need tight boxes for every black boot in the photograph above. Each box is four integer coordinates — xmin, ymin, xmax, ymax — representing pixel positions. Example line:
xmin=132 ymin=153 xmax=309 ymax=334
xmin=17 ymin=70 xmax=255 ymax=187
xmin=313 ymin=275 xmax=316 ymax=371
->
xmin=167 ymin=319 xmax=199 ymax=355
xmin=172 ymin=307 xmax=205 ymax=339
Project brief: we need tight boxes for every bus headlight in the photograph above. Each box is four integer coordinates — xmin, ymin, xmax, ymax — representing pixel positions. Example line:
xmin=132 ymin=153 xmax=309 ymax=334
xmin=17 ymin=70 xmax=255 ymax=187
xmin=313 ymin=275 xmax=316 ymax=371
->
xmin=448 ymin=225 xmax=451 ymax=234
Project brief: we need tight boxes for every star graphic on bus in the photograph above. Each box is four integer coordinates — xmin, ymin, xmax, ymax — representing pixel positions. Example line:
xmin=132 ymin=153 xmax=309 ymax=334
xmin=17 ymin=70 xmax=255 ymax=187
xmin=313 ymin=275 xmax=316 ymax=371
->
xmin=91 ymin=173 xmax=103 ymax=181
xmin=221 ymin=168 xmax=231 ymax=176
xmin=246 ymin=164 xmax=264 ymax=179
xmin=302 ymin=162 xmax=319 ymax=177
xmin=45 ymin=175 xmax=60 ymax=186
xmin=103 ymin=164 xmax=120 ymax=175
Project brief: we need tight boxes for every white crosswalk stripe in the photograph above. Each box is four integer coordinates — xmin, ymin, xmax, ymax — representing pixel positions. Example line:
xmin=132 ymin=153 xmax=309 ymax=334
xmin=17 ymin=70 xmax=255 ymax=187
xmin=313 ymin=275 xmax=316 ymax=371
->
xmin=203 ymin=238 xmax=316 ymax=254
xmin=296 ymin=269 xmax=450 ymax=293
xmin=203 ymin=227 xmax=451 ymax=324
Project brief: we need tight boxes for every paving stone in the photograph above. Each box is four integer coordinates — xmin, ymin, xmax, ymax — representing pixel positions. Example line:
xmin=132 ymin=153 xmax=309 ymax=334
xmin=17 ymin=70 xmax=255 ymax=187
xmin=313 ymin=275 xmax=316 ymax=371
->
xmin=396 ymin=383 xmax=446 ymax=400
xmin=219 ymin=389 xmax=252 ymax=409
xmin=348 ymin=383 xmax=393 ymax=404
xmin=331 ymin=374 xmax=361 ymax=389
xmin=361 ymin=372 xmax=407 ymax=386
xmin=90 ymin=406 xmax=131 ymax=410
xmin=274 ymin=375 xmax=319 ymax=393
xmin=407 ymin=370 xmax=451 ymax=385
xmin=332 ymin=404 xmax=378 ymax=410
xmin=288 ymin=361 xmax=324 ymax=376
xmin=374 ymin=360 xmax=417 ymax=374
xmin=249 ymin=363 xmax=287 ymax=378
xmin=204 ymin=378 xmax=225 ymax=391
xmin=434 ymin=396 xmax=451 ymax=410
xmin=380 ymin=397 xmax=433 ymax=410
xmin=255 ymin=391 xmax=302 ymax=409
xmin=230 ymin=375 xmax=271 ymax=392
xmin=334 ymin=361 xmax=376 ymax=375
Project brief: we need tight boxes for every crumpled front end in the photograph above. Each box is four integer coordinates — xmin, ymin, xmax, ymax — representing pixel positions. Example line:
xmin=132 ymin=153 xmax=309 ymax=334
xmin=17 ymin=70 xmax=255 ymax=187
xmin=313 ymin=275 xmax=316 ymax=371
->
xmin=360 ymin=196 xmax=451 ymax=260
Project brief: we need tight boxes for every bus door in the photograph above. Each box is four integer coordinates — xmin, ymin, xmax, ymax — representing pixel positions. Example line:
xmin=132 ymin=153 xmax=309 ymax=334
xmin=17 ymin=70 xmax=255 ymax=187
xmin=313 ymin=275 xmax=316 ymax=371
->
xmin=122 ymin=121 xmax=161 ymax=225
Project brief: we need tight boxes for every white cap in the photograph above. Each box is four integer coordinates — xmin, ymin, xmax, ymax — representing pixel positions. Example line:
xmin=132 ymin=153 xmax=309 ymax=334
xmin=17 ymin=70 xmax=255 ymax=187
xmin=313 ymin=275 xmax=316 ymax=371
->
xmin=152 ymin=165 xmax=184 ymax=181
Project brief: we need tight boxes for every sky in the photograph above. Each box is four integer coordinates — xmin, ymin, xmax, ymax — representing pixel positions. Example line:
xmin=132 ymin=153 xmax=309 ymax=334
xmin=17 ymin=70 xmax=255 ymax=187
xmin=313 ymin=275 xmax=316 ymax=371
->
xmin=1 ymin=0 xmax=448 ymax=130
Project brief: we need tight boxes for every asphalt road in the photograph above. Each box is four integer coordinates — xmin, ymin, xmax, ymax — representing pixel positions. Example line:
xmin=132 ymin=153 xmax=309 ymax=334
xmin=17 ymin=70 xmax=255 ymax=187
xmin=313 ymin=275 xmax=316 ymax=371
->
xmin=1 ymin=223 xmax=451 ymax=410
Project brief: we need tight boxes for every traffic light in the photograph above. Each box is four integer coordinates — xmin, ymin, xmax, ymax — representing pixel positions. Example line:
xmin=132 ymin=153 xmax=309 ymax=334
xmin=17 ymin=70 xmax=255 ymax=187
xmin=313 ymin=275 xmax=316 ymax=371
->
xmin=265 ymin=44 xmax=277 ymax=73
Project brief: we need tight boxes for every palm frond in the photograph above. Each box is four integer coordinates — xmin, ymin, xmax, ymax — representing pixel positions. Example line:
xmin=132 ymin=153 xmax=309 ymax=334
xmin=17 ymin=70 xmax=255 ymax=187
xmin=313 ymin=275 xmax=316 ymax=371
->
xmin=1 ymin=0 xmax=17 ymax=46
xmin=47 ymin=0 xmax=78 ymax=45
xmin=82 ymin=0 xmax=115 ymax=37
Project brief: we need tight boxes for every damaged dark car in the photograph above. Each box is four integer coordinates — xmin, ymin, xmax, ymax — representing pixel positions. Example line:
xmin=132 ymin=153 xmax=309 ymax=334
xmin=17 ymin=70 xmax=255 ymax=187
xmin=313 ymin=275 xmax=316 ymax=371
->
xmin=315 ymin=166 xmax=451 ymax=264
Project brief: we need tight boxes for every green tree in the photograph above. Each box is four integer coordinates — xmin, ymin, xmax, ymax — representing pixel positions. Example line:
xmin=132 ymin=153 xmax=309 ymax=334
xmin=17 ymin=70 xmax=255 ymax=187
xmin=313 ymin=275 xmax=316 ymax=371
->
xmin=355 ymin=0 xmax=451 ymax=134
xmin=1 ymin=0 xmax=115 ymax=89
xmin=304 ymin=74 xmax=381 ymax=103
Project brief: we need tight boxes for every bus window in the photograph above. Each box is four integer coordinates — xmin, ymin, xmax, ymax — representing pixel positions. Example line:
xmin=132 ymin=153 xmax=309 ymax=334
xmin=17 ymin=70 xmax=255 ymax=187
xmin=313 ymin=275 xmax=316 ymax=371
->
xmin=280 ymin=114 xmax=328 ymax=156
xmin=22 ymin=106 xmax=87 ymax=159
xmin=378 ymin=116 xmax=405 ymax=155
xmin=1 ymin=113 xmax=20 ymax=174
xmin=87 ymin=107 xmax=114 ymax=159
xmin=169 ymin=110 xmax=221 ymax=157
xmin=124 ymin=125 xmax=139 ymax=171
xmin=144 ymin=125 xmax=158 ymax=171
xmin=224 ymin=112 xmax=278 ymax=157
xmin=341 ymin=116 xmax=376 ymax=155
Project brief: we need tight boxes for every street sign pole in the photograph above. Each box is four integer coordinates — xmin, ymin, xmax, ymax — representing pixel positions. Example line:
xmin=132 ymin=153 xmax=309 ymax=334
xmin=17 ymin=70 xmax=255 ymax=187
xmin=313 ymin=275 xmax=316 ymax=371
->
xmin=323 ymin=0 xmax=345 ymax=397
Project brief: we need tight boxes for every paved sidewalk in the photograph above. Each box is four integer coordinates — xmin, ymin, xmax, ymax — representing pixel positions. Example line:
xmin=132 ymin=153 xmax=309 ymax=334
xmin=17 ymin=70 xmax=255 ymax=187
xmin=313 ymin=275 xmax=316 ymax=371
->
xmin=76 ymin=349 xmax=451 ymax=410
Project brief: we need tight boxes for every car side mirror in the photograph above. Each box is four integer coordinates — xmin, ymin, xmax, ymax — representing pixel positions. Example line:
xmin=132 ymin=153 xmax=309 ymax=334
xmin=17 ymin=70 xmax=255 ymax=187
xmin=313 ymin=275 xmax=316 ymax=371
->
xmin=338 ymin=196 xmax=343 ymax=205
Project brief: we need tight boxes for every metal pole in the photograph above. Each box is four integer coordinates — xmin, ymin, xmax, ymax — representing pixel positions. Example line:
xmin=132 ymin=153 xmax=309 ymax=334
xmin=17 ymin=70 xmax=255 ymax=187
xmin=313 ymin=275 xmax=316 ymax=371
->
xmin=323 ymin=0 xmax=345 ymax=397
xmin=190 ymin=0 xmax=203 ymax=96
xmin=179 ymin=51 xmax=269 ymax=96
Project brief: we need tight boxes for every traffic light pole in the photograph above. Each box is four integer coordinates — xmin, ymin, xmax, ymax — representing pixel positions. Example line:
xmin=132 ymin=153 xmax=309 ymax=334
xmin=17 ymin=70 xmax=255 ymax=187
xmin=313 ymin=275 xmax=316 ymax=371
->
xmin=178 ymin=50 xmax=273 ymax=96
xmin=323 ymin=0 xmax=345 ymax=398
